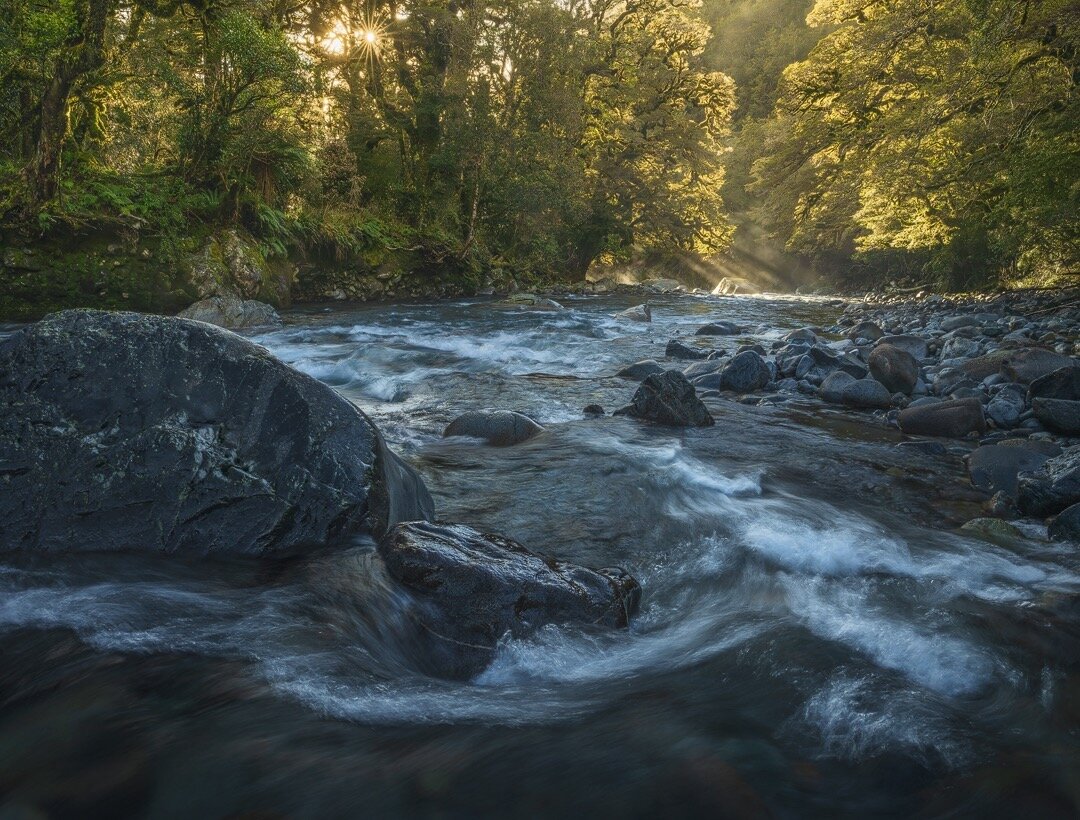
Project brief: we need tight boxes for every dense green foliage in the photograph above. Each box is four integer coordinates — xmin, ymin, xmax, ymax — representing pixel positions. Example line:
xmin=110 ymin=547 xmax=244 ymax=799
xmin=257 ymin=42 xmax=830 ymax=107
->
xmin=743 ymin=0 xmax=1079 ymax=288
xmin=0 ymin=0 xmax=1076 ymax=298
xmin=0 ymin=0 xmax=733 ymax=283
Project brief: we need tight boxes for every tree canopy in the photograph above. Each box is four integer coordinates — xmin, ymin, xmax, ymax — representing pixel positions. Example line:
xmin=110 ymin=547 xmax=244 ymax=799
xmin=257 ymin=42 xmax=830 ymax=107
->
xmin=0 ymin=0 xmax=1076 ymax=290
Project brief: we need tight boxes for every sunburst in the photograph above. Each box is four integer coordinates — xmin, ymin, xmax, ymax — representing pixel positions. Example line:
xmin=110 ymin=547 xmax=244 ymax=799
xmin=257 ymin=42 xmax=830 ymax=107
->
xmin=319 ymin=8 xmax=390 ymax=63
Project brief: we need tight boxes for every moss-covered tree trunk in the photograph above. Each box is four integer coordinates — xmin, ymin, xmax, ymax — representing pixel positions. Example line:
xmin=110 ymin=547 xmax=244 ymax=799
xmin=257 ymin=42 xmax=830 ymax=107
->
xmin=22 ymin=0 xmax=112 ymax=208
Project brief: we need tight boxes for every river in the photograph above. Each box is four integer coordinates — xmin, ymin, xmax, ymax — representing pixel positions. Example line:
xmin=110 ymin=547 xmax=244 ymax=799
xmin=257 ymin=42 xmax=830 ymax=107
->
xmin=1 ymin=294 xmax=1078 ymax=817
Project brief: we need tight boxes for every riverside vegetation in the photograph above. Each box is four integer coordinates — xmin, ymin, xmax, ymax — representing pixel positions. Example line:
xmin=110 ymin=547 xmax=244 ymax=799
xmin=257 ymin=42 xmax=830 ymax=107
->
xmin=1 ymin=0 xmax=1077 ymax=320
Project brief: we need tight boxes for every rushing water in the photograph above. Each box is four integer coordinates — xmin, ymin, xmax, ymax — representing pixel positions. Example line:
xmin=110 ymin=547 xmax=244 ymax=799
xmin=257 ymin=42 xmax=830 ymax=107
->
xmin=2 ymin=294 xmax=1080 ymax=818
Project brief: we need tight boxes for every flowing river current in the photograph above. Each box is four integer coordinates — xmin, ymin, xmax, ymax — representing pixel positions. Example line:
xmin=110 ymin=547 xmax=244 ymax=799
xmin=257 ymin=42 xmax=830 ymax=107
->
xmin=2 ymin=294 xmax=1079 ymax=817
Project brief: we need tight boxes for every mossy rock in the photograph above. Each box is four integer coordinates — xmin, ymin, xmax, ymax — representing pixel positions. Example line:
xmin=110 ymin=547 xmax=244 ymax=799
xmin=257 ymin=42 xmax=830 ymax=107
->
xmin=960 ymin=517 xmax=1025 ymax=545
xmin=182 ymin=228 xmax=293 ymax=308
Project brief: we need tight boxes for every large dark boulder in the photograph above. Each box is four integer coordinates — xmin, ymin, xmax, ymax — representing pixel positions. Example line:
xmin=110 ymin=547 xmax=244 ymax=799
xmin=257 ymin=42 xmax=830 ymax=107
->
xmin=960 ymin=348 xmax=1075 ymax=384
xmin=0 ymin=310 xmax=434 ymax=555
xmin=1032 ymin=398 xmax=1080 ymax=435
xmin=443 ymin=410 xmax=543 ymax=445
xmin=848 ymin=320 xmax=884 ymax=341
xmin=615 ymin=370 xmax=714 ymax=427
xmin=839 ymin=378 xmax=893 ymax=409
xmin=868 ymin=344 xmax=919 ymax=395
xmin=616 ymin=359 xmax=666 ymax=381
xmin=716 ymin=350 xmax=771 ymax=393
xmin=898 ymin=397 xmax=986 ymax=438
xmin=665 ymin=339 xmax=710 ymax=360
xmin=966 ymin=445 xmax=1050 ymax=497
xmin=878 ymin=335 xmax=928 ymax=360
xmin=795 ymin=347 xmax=868 ymax=382
xmin=1029 ymin=365 xmax=1080 ymax=401
xmin=819 ymin=371 xmax=855 ymax=404
xmin=1017 ymin=447 xmax=1080 ymax=517
xmin=695 ymin=321 xmax=741 ymax=336
xmin=378 ymin=522 xmax=641 ymax=678
xmin=1049 ymin=503 xmax=1080 ymax=542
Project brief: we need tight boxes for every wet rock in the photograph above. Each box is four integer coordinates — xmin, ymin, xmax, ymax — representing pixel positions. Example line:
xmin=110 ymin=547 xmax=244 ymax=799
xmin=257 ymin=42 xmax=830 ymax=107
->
xmin=665 ymin=339 xmax=710 ymax=360
xmin=0 ymin=310 xmax=434 ymax=555
xmin=583 ymin=404 xmax=606 ymax=417
xmin=775 ymin=377 xmax=800 ymax=392
xmin=683 ymin=359 xmax=725 ymax=379
xmin=695 ymin=321 xmax=741 ymax=336
xmin=178 ymin=295 xmax=282 ymax=329
xmin=736 ymin=343 xmax=767 ymax=357
xmin=878 ymin=334 xmax=928 ymax=360
xmin=775 ymin=343 xmax=813 ymax=377
xmin=783 ymin=328 xmax=817 ymax=345
xmin=898 ymin=397 xmax=986 ymax=438
xmin=1016 ymin=447 xmax=1080 ymax=517
xmin=966 ymin=445 xmax=1050 ymax=497
xmin=615 ymin=304 xmax=651 ymax=322
xmin=868 ymin=344 xmax=919 ymax=395
xmin=444 ymin=410 xmax=544 ymax=446
xmin=616 ymin=359 xmax=666 ymax=381
xmin=939 ymin=315 xmax=978 ymax=332
xmin=848 ymin=320 xmax=884 ymax=341
xmin=984 ymin=490 xmax=1017 ymax=517
xmin=962 ymin=348 xmax=1075 ymax=385
xmin=378 ymin=522 xmax=641 ymax=678
xmin=615 ymin=370 xmax=714 ymax=427
xmin=819 ymin=371 xmax=856 ymax=404
xmin=795 ymin=347 xmax=868 ymax=383
xmin=1032 ymin=398 xmax=1080 ymax=435
xmin=1029 ymin=365 xmax=1080 ymax=401
xmin=840 ymin=378 xmax=893 ymax=409
xmin=940 ymin=337 xmax=980 ymax=361
xmin=986 ymin=386 xmax=1026 ymax=428
xmin=1049 ymin=503 xmax=1080 ymax=542
xmin=717 ymin=351 xmax=771 ymax=393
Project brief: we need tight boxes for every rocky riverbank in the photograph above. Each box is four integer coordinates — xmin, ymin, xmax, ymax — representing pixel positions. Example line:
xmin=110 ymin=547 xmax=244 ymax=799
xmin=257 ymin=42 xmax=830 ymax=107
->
xmin=594 ymin=286 xmax=1080 ymax=541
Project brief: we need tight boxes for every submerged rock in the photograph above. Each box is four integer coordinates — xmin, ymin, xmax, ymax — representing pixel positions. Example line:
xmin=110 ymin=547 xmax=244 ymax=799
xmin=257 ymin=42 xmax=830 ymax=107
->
xmin=443 ymin=410 xmax=543 ymax=446
xmin=1017 ymin=446 xmax=1080 ymax=517
xmin=0 ymin=310 xmax=434 ymax=555
xmin=178 ymin=295 xmax=282 ymax=329
xmin=615 ymin=370 xmax=714 ymax=427
xmin=378 ymin=521 xmax=641 ymax=678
